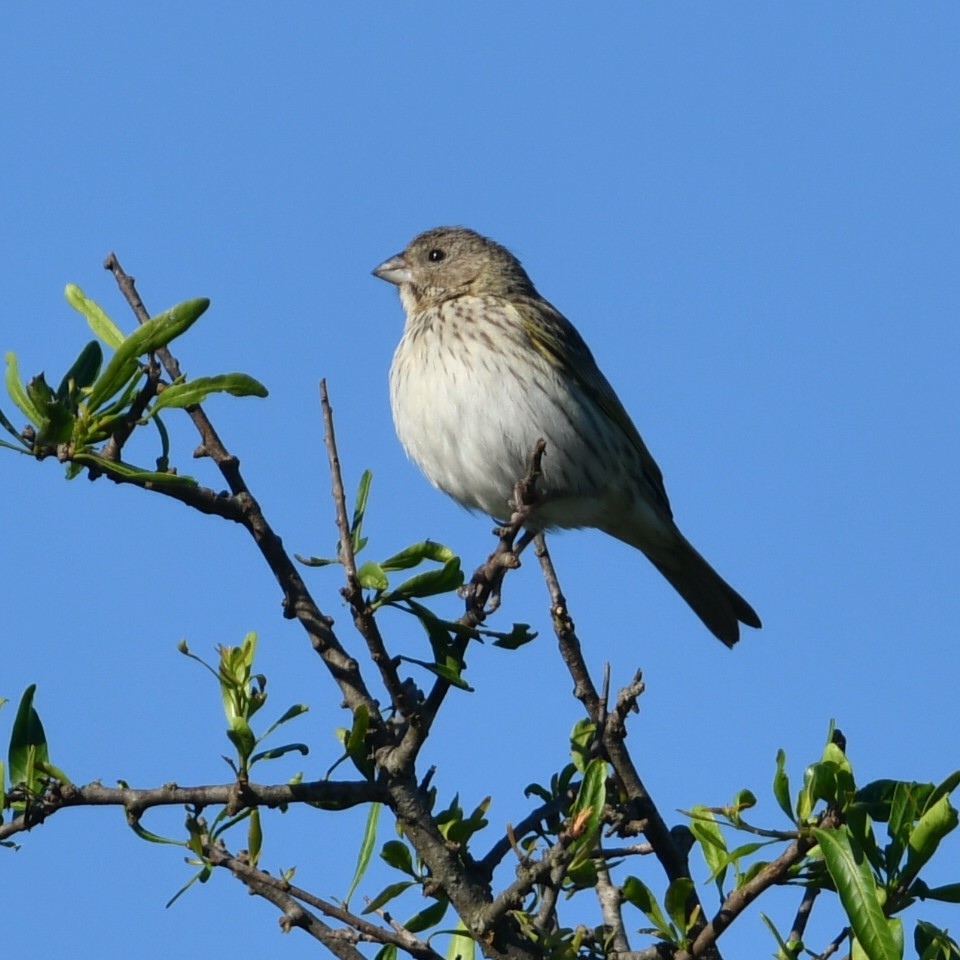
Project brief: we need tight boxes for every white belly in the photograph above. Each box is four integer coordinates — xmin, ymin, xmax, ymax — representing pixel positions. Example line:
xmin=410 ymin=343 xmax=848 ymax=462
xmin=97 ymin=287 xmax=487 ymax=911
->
xmin=389 ymin=298 xmax=647 ymax=532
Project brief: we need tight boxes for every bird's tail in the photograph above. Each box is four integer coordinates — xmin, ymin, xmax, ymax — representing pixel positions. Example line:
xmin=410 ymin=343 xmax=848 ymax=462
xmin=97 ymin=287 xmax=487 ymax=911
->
xmin=629 ymin=528 xmax=761 ymax=648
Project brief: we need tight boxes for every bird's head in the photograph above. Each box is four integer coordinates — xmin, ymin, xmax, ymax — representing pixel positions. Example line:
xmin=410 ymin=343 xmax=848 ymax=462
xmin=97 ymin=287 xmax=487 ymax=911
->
xmin=373 ymin=226 xmax=536 ymax=313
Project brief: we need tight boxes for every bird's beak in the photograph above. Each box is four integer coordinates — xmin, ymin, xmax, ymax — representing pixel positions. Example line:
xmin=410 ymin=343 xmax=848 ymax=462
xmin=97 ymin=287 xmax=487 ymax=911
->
xmin=372 ymin=253 xmax=413 ymax=286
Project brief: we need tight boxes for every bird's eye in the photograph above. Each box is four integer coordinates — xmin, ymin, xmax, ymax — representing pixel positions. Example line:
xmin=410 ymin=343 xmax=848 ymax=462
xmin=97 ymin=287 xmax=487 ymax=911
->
xmin=428 ymin=248 xmax=446 ymax=263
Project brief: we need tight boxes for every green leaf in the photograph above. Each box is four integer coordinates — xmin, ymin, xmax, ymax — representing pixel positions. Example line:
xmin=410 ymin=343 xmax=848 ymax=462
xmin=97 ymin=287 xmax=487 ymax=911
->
xmin=65 ymin=284 xmax=125 ymax=348
xmin=257 ymin=703 xmax=309 ymax=743
xmin=295 ymin=553 xmax=340 ymax=567
xmin=446 ymin=919 xmax=476 ymax=960
xmin=345 ymin=704 xmax=373 ymax=777
xmin=350 ymin=470 xmax=373 ymax=554
xmin=148 ymin=373 xmax=268 ymax=415
xmin=926 ymin=770 xmax=960 ymax=814
xmin=30 ymin=375 xmax=76 ymax=446
xmin=489 ymin=622 xmax=538 ymax=649
xmin=381 ymin=839 xmax=417 ymax=876
xmin=738 ymin=858 xmax=771 ymax=887
xmin=687 ymin=806 xmax=728 ymax=891
xmin=4 ymin=352 xmax=42 ymax=424
xmin=248 ymin=742 xmax=309 ymax=766
xmin=760 ymin=912 xmax=801 ymax=960
xmin=885 ymin=781 xmax=921 ymax=874
xmin=343 ymin=802 xmax=380 ymax=908
xmin=404 ymin=897 xmax=448 ymax=933
xmin=904 ymin=794 xmax=958 ymax=883
xmin=86 ymin=297 xmax=210 ymax=410
xmin=569 ymin=719 xmax=596 ymax=774
xmin=441 ymin=796 xmax=490 ymax=846
xmin=568 ymin=758 xmax=607 ymax=864
xmin=165 ymin=866 xmax=212 ymax=908
xmin=128 ymin=818 xmax=186 ymax=846
xmin=814 ymin=825 xmax=902 ymax=960
xmin=247 ymin=808 xmax=263 ymax=868
xmin=71 ymin=452 xmax=198 ymax=486
xmin=380 ymin=540 xmax=457 ymax=571
xmin=845 ymin=804 xmax=885 ymax=875
xmin=227 ymin=717 xmax=256 ymax=764
xmin=0 ymin=403 xmax=28 ymax=445
xmin=664 ymin=877 xmax=696 ymax=936
xmin=363 ymin=880 xmax=416 ymax=914
xmin=918 ymin=882 xmax=960 ymax=903
xmin=8 ymin=685 xmax=60 ymax=789
xmin=398 ymin=656 xmax=473 ymax=691
xmin=773 ymin=748 xmax=794 ymax=823
xmin=382 ymin=559 xmax=463 ymax=602
xmin=621 ymin=875 xmax=676 ymax=942
xmin=855 ymin=779 xmax=904 ymax=821
xmin=56 ymin=340 xmax=103 ymax=404
xmin=915 ymin=919 xmax=960 ymax=960
xmin=357 ymin=561 xmax=389 ymax=591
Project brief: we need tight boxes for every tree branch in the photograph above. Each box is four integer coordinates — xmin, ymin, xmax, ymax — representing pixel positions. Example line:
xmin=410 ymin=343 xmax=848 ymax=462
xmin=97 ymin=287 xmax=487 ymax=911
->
xmin=321 ymin=379 xmax=412 ymax=721
xmin=0 ymin=777 xmax=380 ymax=841
xmin=99 ymin=254 xmax=380 ymax=720
xmin=675 ymin=815 xmax=835 ymax=959
xmin=203 ymin=842 xmax=445 ymax=960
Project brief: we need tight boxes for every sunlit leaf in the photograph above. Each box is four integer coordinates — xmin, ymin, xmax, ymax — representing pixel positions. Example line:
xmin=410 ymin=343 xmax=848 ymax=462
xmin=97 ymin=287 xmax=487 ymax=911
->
xmin=814 ymin=825 xmax=901 ymax=960
xmin=148 ymin=373 xmax=268 ymax=415
xmin=72 ymin=452 xmax=198 ymax=486
xmin=904 ymin=794 xmax=958 ymax=883
xmin=664 ymin=877 xmax=696 ymax=935
xmin=4 ymin=352 xmax=42 ymax=425
xmin=363 ymin=880 xmax=417 ymax=913
xmin=622 ymin=875 xmax=676 ymax=942
xmin=86 ymin=297 xmax=209 ymax=410
xmin=773 ymin=748 xmax=794 ymax=823
xmin=65 ymin=284 xmax=125 ymax=348
xmin=343 ymin=802 xmax=381 ymax=908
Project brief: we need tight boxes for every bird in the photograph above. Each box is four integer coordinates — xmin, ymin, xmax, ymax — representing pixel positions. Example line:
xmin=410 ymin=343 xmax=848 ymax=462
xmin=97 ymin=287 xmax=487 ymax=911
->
xmin=373 ymin=226 xmax=760 ymax=647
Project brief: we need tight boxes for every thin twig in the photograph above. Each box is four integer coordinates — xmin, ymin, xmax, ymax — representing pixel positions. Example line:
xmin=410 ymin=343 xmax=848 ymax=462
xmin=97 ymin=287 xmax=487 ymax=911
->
xmin=534 ymin=534 xmax=711 ymax=946
xmin=320 ymin=380 xmax=410 ymax=719
xmin=788 ymin=885 xmax=820 ymax=949
xmin=815 ymin=927 xmax=850 ymax=960
xmin=204 ymin=843 xmax=444 ymax=960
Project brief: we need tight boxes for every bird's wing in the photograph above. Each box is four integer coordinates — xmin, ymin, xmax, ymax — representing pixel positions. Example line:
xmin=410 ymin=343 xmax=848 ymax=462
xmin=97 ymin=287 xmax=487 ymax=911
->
xmin=509 ymin=296 xmax=673 ymax=518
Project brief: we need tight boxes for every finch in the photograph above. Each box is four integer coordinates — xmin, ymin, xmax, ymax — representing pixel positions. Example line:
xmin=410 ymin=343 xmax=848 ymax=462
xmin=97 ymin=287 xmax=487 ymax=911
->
xmin=374 ymin=226 xmax=760 ymax=647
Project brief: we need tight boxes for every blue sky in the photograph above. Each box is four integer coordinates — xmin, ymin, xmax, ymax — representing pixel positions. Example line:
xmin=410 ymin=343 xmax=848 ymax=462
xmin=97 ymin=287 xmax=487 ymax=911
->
xmin=2 ymin=4 xmax=958 ymax=957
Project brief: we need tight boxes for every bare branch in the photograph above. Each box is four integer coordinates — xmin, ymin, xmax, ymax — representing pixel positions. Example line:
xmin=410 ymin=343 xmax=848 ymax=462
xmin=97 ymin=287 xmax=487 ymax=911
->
xmin=203 ymin=842 xmax=444 ymax=960
xmin=0 ymin=778 xmax=380 ymax=842
xmin=675 ymin=813 xmax=837 ymax=959
xmin=595 ymin=857 xmax=631 ymax=955
xmin=321 ymin=379 xmax=411 ymax=719
xmin=533 ymin=533 xmax=718 ymax=954
xmin=789 ymin=885 xmax=820 ymax=949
